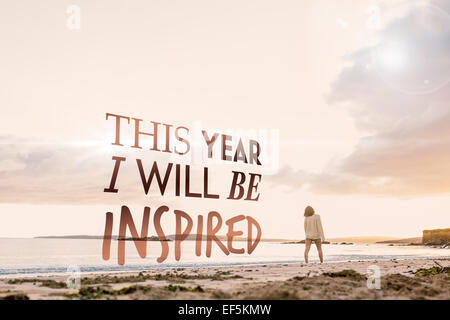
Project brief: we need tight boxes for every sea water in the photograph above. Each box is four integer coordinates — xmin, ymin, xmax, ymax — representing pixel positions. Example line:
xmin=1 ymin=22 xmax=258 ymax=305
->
xmin=0 ymin=238 xmax=448 ymax=277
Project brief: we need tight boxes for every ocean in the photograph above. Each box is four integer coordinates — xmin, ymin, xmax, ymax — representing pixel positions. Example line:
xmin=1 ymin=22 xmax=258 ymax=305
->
xmin=0 ymin=238 xmax=448 ymax=277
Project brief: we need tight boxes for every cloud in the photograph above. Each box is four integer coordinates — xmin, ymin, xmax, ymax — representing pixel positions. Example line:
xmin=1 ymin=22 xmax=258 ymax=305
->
xmin=0 ymin=136 xmax=180 ymax=204
xmin=0 ymin=135 xmax=229 ymax=205
xmin=0 ymin=136 xmax=110 ymax=204
xmin=270 ymin=1 xmax=450 ymax=197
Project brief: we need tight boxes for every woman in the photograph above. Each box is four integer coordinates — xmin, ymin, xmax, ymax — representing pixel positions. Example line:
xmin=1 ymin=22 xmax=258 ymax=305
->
xmin=303 ymin=206 xmax=325 ymax=263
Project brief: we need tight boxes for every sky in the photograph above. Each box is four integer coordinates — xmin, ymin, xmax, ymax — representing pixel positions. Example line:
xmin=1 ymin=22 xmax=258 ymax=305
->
xmin=0 ymin=0 xmax=449 ymax=239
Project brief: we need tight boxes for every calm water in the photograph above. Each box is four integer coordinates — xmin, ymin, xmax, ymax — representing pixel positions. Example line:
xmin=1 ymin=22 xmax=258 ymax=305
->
xmin=0 ymin=238 xmax=449 ymax=277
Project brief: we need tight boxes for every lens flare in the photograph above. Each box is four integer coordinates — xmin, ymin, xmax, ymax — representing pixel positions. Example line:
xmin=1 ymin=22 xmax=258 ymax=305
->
xmin=376 ymin=43 xmax=409 ymax=71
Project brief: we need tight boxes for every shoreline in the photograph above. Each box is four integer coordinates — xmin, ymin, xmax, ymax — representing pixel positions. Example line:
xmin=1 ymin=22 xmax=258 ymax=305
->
xmin=2 ymin=254 xmax=450 ymax=279
xmin=1 ymin=258 xmax=448 ymax=300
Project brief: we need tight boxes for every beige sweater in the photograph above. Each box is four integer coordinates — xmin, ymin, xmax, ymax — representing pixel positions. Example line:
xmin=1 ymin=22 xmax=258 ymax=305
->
xmin=304 ymin=215 xmax=325 ymax=241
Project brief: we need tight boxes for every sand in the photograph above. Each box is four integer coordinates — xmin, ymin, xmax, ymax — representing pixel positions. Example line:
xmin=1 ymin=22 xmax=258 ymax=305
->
xmin=0 ymin=258 xmax=448 ymax=300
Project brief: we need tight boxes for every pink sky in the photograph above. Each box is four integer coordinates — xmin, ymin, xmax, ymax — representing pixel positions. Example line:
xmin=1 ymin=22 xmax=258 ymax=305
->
xmin=0 ymin=0 xmax=449 ymax=239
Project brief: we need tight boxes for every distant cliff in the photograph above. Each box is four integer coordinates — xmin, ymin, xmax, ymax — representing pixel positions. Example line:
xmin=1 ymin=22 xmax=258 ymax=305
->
xmin=422 ymin=228 xmax=450 ymax=245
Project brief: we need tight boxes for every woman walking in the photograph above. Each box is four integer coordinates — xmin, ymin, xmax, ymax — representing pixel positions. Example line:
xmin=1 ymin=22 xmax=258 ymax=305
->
xmin=303 ymin=206 xmax=325 ymax=263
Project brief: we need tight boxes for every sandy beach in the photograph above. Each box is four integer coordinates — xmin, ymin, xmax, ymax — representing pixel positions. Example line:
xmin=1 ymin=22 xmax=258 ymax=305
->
xmin=1 ymin=258 xmax=448 ymax=300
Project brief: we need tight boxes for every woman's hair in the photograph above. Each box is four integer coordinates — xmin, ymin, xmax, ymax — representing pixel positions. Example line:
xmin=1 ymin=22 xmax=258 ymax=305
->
xmin=304 ymin=206 xmax=315 ymax=217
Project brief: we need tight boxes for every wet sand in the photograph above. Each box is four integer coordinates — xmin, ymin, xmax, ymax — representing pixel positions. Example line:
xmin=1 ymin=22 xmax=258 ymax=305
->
xmin=0 ymin=258 xmax=448 ymax=300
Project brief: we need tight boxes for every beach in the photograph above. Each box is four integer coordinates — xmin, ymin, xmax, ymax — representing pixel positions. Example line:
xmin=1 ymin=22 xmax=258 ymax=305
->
xmin=1 ymin=258 xmax=448 ymax=300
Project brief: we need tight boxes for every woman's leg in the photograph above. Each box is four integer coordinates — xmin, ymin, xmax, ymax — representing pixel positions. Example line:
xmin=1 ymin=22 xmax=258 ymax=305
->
xmin=304 ymin=239 xmax=312 ymax=264
xmin=315 ymin=241 xmax=324 ymax=263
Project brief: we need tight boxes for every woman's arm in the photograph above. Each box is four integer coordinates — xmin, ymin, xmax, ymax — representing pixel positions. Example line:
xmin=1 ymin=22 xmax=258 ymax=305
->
xmin=317 ymin=216 xmax=325 ymax=242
